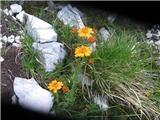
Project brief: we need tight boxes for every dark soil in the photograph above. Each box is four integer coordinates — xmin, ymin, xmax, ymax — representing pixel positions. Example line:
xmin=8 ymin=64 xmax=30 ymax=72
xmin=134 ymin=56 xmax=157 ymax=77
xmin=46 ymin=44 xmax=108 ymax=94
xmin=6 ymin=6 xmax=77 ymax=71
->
xmin=1 ymin=47 xmax=28 ymax=103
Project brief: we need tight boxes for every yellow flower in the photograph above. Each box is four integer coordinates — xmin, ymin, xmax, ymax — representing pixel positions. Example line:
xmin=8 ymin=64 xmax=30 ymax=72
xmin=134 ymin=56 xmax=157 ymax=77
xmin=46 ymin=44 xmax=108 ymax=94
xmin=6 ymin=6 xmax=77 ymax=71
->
xmin=145 ymin=90 xmax=152 ymax=97
xmin=48 ymin=80 xmax=63 ymax=93
xmin=78 ymin=27 xmax=94 ymax=38
xmin=75 ymin=45 xmax=92 ymax=58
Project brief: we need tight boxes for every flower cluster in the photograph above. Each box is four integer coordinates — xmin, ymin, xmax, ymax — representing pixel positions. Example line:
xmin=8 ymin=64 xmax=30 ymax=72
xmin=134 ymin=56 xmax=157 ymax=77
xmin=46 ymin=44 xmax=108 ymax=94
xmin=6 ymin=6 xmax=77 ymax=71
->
xmin=48 ymin=80 xmax=69 ymax=93
xmin=71 ymin=26 xmax=97 ymax=44
xmin=71 ymin=26 xmax=97 ymax=59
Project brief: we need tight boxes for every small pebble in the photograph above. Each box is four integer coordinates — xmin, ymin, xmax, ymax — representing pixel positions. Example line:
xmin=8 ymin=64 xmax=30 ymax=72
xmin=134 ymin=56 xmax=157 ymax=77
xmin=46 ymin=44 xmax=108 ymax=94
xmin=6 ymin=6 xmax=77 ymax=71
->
xmin=8 ymin=35 xmax=15 ymax=43
xmin=3 ymin=8 xmax=9 ymax=16
xmin=147 ymin=40 xmax=154 ymax=45
xmin=0 ymin=56 xmax=4 ymax=62
xmin=0 ymin=41 xmax=3 ymax=48
xmin=12 ymin=42 xmax=22 ymax=48
xmin=155 ymin=40 xmax=160 ymax=46
xmin=146 ymin=31 xmax=152 ymax=39
xmin=5 ymin=18 xmax=8 ymax=21
xmin=107 ymin=14 xmax=116 ymax=23
xmin=15 ymin=36 xmax=21 ymax=43
xmin=2 ymin=36 xmax=8 ymax=43
xmin=9 ymin=10 xmax=13 ymax=16
xmin=9 ymin=35 xmax=15 ymax=39
xmin=10 ymin=4 xmax=22 ymax=13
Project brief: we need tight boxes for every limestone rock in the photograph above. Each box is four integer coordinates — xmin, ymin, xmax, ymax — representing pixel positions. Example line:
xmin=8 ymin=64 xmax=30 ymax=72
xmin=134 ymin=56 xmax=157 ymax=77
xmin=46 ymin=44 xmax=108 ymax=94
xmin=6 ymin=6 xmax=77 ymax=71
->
xmin=107 ymin=14 xmax=116 ymax=23
xmin=146 ymin=30 xmax=152 ymax=39
xmin=99 ymin=27 xmax=110 ymax=41
xmin=32 ymin=42 xmax=66 ymax=72
xmin=0 ymin=41 xmax=3 ymax=48
xmin=0 ymin=56 xmax=4 ymax=62
xmin=89 ymin=42 xmax=96 ymax=52
xmin=16 ymin=11 xmax=57 ymax=43
xmin=13 ymin=77 xmax=54 ymax=113
xmin=8 ymin=35 xmax=15 ymax=43
xmin=80 ymin=74 xmax=93 ymax=86
xmin=16 ymin=10 xmax=25 ymax=23
xmin=12 ymin=42 xmax=22 ymax=48
xmin=155 ymin=40 xmax=160 ymax=50
xmin=10 ymin=4 xmax=22 ymax=13
xmin=93 ymin=93 xmax=109 ymax=111
xmin=3 ymin=8 xmax=9 ymax=16
xmin=57 ymin=4 xmax=85 ymax=28
xmin=2 ymin=36 xmax=8 ymax=43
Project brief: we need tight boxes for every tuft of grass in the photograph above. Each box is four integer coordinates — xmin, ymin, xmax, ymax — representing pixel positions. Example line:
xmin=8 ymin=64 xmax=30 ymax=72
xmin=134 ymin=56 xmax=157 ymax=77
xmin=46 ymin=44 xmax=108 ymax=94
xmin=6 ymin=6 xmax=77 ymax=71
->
xmin=19 ymin=4 xmax=160 ymax=120
xmin=21 ymin=32 xmax=41 ymax=77
xmin=85 ymin=25 xmax=160 ymax=119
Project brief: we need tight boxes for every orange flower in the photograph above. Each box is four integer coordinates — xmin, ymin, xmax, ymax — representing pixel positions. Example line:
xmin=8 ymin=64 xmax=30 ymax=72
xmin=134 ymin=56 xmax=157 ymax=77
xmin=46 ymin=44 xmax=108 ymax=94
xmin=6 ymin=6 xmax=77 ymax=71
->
xmin=78 ymin=27 xmax=94 ymax=38
xmin=89 ymin=36 xmax=96 ymax=43
xmin=75 ymin=45 xmax=92 ymax=58
xmin=71 ymin=27 xmax=78 ymax=33
xmin=62 ymin=85 xmax=69 ymax=93
xmin=48 ymin=80 xmax=63 ymax=93
xmin=88 ymin=58 xmax=94 ymax=64
xmin=93 ymin=28 xmax=97 ymax=33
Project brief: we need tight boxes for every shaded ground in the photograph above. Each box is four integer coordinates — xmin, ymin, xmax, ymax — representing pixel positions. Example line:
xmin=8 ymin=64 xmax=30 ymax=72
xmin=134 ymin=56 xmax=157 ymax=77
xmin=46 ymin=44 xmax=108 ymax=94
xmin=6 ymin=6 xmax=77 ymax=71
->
xmin=1 ymin=47 xmax=28 ymax=103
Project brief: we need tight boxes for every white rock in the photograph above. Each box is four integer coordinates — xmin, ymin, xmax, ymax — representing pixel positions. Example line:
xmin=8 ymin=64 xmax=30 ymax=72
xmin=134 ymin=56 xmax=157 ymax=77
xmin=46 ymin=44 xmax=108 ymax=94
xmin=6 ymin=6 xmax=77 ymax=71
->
xmin=8 ymin=35 xmax=15 ymax=43
xmin=16 ymin=11 xmax=57 ymax=43
xmin=99 ymin=27 xmax=110 ymax=41
xmin=0 ymin=41 xmax=3 ymax=48
xmin=15 ymin=36 xmax=21 ymax=43
xmin=107 ymin=14 xmax=116 ymax=23
xmin=32 ymin=42 xmax=66 ymax=72
xmin=13 ymin=77 xmax=54 ymax=113
xmin=11 ymin=95 xmax=18 ymax=104
xmin=17 ymin=11 xmax=57 ymax=43
xmin=0 ymin=37 xmax=2 ymax=41
xmin=9 ymin=35 xmax=15 ymax=39
xmin=155 ymin=40 xmax=160 ymax=50
xmin=12 ymin=43 xmax=22 ymax=48
xmin=16 ymin=11 xmax=25 ymax=23
xmin=5 ymin=18 xmax=8 ymax=21
xmin=8 ymin=10 xmax=13 ymax=16
xmin=0 ymin=56 xmax=4 ymax=62
xmin=57 ymin=4 xmax=85 ymax=28
xmin=73 ymin=7 xmax=84 ymax=18
xmin=8 ymin=38 xmax=14 ymax=43
xmin=10 ymin=4 xmax=22 ymax=13
xmin=156 ymin=58 xmax=160 ymax=65
xmin=146 ymin=30 xmax=152 ymax=39
xmin=93 ymin=93 xmax=109 ymax=111
xmin=147 ymin=40 xmax=154 ymax=45
xmin=80 ymin=74 xmax=93 ymax=86
xmin=3 ymin=8 xmax=9 ymax=16
xmin=155 ymin=40 xmax=160 ymax=46
xmin=89 ymin=42 xmax=96 ymax=52
xmin=2 ymin=36 xmax=8 ymax=43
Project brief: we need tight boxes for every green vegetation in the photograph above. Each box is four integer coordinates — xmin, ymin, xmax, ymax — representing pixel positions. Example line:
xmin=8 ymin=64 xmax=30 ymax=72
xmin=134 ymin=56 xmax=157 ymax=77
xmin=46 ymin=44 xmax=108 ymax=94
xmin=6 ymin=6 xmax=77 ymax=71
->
xmin=19 ymin=3 xmax=160 ymax=120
